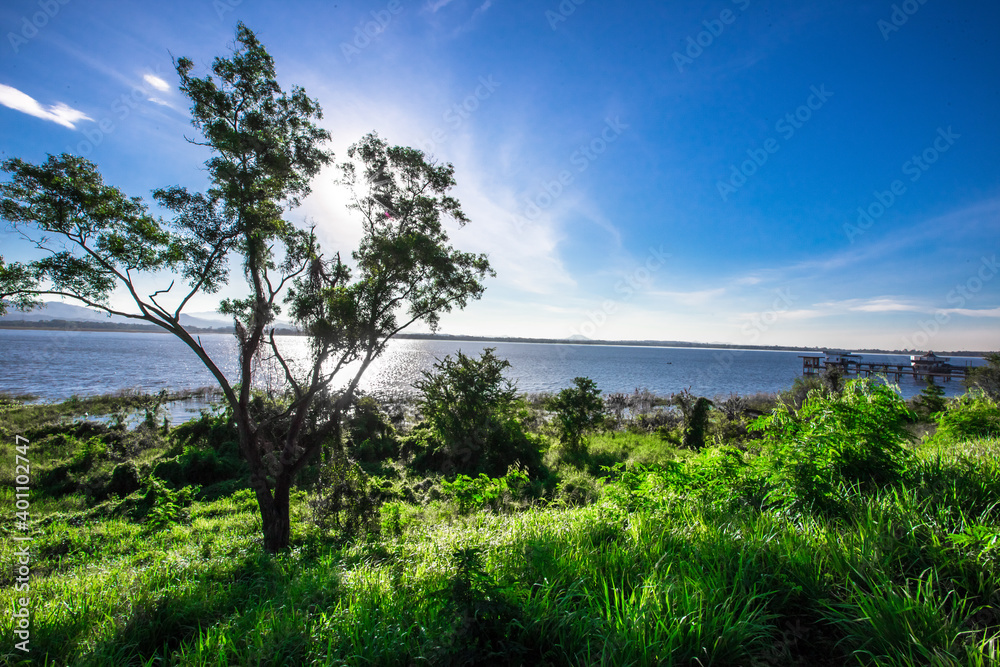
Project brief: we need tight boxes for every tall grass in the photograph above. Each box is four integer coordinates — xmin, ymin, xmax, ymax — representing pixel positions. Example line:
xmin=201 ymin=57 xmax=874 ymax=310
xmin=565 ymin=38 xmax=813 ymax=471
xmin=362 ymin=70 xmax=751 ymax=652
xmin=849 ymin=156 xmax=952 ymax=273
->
xmin=2 ymin=386 xmax=999 ymax=664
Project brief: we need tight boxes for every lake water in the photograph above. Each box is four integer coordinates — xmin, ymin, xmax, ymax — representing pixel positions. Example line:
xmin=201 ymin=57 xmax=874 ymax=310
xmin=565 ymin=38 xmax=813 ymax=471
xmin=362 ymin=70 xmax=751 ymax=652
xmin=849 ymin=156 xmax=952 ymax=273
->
xmin=0 ymin=329 xmax=985 ymax=408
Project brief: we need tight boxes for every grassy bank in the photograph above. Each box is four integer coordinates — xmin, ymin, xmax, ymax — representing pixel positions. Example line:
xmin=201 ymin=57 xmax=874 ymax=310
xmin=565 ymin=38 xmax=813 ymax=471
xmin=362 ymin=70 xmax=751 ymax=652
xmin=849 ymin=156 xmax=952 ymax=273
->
xmin=1 ymin=379 xmax=999 ymax=665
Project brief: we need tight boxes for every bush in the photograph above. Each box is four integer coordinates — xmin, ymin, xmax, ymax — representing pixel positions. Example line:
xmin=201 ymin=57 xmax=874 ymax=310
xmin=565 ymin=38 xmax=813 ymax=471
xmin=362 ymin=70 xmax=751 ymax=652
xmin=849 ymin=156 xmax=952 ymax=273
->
xmin=71 ymin=435 xmax=107 ymax=471
xmin=105 ymin=461 xmax=142 ymax=498
xmin=672 ymin=390 xmax=713 ymax=451
xmin=547 ymin=377 xmax=605 ymax=452
xmin=933 ymin=390 xmax=1000 ymax=443
xmin=965 ymin=352 xmax=1000 ymax=400
xmin=162 ymin=410 xmax=246 ymax=487
xmin=140 ymin=475 xmax=201 ymax=528
xmin=412 ymin=348 xmax=541 ymax=476
xmin=780 ymin=375 xmax=827 ymax=409
xmin=751 ymin=378 xmax=914 ymax=513
xmin=153 ymin=444 xmax=244 ymax=488
xmin=439 ymin=466 xmax=531 ymax=514
xmin=309 ymin=450 xmax=381 ymax=542
xmin=345 ymin=395 xmax=398 ymax=462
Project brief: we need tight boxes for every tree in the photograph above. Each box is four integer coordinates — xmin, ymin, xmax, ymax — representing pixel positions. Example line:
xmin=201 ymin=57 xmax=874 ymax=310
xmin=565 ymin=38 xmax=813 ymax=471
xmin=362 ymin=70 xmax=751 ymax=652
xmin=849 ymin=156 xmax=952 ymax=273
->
xmin=913 ymin=375 xmax=947 ymax=419
xmin=411 ymin=348 xmax=540 ymax=476
xmin=965 ymin=352 xmax=1000 ymax=401
xmin=0 ymin=23 xmax=492 ymax=552
xmin=548 ymin=377 xmax=605 ymax=452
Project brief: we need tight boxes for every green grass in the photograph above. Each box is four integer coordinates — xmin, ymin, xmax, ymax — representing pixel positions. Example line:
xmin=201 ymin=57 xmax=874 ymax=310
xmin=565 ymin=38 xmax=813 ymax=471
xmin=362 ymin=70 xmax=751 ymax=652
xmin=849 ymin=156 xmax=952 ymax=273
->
xmin=1 ymin=389 xmax=999 ymax=665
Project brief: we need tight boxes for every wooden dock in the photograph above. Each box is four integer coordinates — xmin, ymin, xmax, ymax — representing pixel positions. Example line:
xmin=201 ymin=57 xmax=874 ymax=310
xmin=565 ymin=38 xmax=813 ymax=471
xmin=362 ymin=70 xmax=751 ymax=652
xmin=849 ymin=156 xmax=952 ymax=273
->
xmin=800 ymin=352 xmax=970 ymax=383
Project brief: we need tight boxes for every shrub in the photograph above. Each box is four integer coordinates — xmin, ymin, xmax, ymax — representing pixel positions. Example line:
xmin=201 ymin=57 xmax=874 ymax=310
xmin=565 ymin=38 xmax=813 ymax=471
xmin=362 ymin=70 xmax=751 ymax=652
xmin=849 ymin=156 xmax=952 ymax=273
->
xmin=933 ymin=390 xmax=1000 ymax=443
xmin=751 ymin=378 xmax=914 ymax=512
xmin=141 ymin=475 xmax=200 ymax=528
xmin=547 ymin=377 xmax=605 ymax=452
xmin=440 ymin=466 xmax=531 ymax=514
xmin=105 ymin=461 xmax=142 ymax=498
xmin=780 ymin=375 xmax=826 ymax=409
xmin=153 ymin=444 xmax=244 ymax=488
xmin=672 ymin=390 xmax=714 ymax=451
xmin=345 ymin=394 xmax=398 ymax=462
xmin=412 ymin=348 xmax=541 ymax=476
xmin=965 ymin=352 xmax=1000 ymax=400
xmin=71 ymin=436 xmax=107 ymax=471
xmin=309 ymin=450 xmax=381 ymax=542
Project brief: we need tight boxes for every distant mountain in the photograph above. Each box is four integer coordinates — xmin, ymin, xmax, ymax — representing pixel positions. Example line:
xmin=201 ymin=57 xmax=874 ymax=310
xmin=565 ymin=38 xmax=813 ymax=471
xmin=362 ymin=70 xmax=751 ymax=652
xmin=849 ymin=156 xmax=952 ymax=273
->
xmin=566 ymin=334 xmax=591 ymax=341
xmin=0 ymin=301 xmax=232 ymax=329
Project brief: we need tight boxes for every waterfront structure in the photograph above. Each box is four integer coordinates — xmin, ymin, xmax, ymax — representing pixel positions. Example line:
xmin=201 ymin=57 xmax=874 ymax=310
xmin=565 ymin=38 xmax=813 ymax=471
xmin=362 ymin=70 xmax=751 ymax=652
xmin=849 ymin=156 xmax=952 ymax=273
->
xmin=799 ymin=350 xmax=969 ymax=382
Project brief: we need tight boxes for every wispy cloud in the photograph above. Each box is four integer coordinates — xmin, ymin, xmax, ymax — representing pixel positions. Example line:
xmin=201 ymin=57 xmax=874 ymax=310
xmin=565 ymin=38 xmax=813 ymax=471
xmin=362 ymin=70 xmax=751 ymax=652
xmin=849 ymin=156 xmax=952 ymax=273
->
xmin=426 ymin=0 xmax=458 ymax=12
xmin=941 ymin=306 xmax=1000 ymax=318
xmin=650 ymin=287 xmax=726 ymax=306
xmin=817 ymin=297 xmax=925 ymax=313
xmin=0 ymin=83 xmax=91 ymax=129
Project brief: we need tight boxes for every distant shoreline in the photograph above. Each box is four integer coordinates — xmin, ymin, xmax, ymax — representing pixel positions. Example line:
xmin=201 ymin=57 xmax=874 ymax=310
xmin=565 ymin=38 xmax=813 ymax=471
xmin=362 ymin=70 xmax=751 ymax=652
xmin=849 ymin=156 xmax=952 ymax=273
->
xmin=0 ymin=320 xmax=989 ymax=357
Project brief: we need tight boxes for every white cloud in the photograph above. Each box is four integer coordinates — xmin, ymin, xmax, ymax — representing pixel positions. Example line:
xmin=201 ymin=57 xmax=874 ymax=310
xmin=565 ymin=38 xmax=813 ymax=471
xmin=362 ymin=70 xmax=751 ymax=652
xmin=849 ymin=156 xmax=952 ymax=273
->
xmin=0 ymin=83 xmax=92 ymax=129
xmin=143 ymin=73 xmax=170 ymax=92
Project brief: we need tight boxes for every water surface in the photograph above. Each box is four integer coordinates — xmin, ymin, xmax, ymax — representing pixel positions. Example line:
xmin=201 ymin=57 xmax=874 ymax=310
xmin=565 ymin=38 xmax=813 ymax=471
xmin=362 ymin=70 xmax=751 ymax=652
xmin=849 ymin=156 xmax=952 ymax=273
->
xmin=0 ymin=329 xmax=984 ymax=406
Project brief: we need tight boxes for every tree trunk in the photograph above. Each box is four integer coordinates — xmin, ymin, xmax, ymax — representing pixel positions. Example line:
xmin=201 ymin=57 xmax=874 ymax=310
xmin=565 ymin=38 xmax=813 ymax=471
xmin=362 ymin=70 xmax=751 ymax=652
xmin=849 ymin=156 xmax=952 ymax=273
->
xmin=254 ymin=478 xmax=291 ymax=553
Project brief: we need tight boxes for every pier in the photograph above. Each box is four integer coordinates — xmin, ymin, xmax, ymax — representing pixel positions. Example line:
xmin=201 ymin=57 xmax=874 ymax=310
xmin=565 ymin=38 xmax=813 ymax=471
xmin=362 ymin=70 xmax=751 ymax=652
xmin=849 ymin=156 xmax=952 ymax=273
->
xmin=800 ymin=351 xmax=970 ymax=383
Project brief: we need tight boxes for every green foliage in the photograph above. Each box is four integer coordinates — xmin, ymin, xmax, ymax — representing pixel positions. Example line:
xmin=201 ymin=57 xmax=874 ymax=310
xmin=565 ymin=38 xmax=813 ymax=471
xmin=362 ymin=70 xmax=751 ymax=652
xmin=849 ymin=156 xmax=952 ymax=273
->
xmin=308 ymin=451 xmax=381 ymax=542
xmin=5 ymin=434 xmax=1000 ymax=665
xmin=412 ymin=348 xmax=541 ymax=476
xmin=933 ymin=389 xmax=1000 ymax=443
xmin=779 ymin=374 xmax=827 ymax=409
xmin=345 ymin=395 xmax=398 ymax=462
xmin=672 ymin=390 xmax=714 ymax=451
xmin=439 ymin=466 xmax=531 ymax=514
xmin=965 ymin=352 xmax=1000 ymax=401
xmin=7 ymin=381 xmax=1000 ymax=665
xmin=547 ymin=376 xmax=605 ymax=452
xmin=751 ymin=378 xmax=914 ymax=512
xmin=431 ymin=546 xmax=525 ymax=664
xmin=553 ymin=466 xmax=604 ymax=506
xmin=913 ymin=375 xmax=948 ymax=419
xmin=105 ymin=461 xmax=142 ymax=499
xmin=142 ymin=475 xmax=200 ymax=529
xmin=71 ymin=435 xmax=107 ymax=471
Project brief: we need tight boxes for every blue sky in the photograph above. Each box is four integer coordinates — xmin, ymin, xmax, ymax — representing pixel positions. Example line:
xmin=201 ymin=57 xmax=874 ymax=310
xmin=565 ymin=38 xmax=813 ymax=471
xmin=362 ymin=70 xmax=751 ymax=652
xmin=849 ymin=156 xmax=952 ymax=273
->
xmin=1 ymin=0 xmax=998 ymax=351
